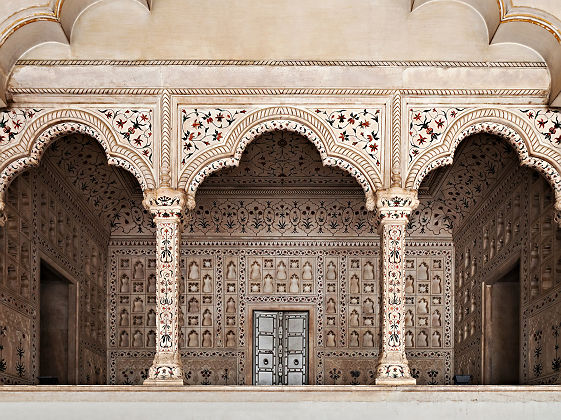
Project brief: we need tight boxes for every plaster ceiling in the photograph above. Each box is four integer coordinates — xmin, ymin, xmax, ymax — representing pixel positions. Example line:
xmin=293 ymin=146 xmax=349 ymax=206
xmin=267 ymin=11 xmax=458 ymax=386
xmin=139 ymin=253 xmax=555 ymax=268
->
xmin=1 ymin=1 xmax=561 ymax=105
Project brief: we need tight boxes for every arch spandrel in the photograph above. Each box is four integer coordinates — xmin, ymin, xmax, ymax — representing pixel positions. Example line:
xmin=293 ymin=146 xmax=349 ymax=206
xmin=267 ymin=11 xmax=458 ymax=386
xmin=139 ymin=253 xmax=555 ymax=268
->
xmin=0 ymin=107 xmax=157 ymax=224
xmin=177 ymin=106 xmax=384 ymax=211
xmin=405 ymin=107 xmax=561 ymax=213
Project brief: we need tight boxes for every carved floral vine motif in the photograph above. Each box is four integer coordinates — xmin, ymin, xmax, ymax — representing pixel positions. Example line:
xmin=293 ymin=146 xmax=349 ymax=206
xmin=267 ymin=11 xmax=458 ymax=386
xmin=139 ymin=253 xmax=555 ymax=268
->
xmin=408 ymin=107 xmax=465 ymax=166
xmin=98 ymin=109 xmax=154 ymax=163
xmin=0 ymin=109 xmax=42 ymax=147
xmin=520 ymin=109 xmax=561 ymax=147
xmin=181 ymin=108 xmax=248 ymax=164
xmin=314 ymin=109 xmax=382 ymax=167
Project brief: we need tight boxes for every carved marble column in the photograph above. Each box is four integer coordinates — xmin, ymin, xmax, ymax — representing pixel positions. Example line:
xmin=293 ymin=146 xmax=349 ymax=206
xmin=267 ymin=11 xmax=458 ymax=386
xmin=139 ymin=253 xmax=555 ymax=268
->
xmin=375 ymin=187 xmax=419 ymax=385
xmin=142 ymin=188 xmax=186 ymax=385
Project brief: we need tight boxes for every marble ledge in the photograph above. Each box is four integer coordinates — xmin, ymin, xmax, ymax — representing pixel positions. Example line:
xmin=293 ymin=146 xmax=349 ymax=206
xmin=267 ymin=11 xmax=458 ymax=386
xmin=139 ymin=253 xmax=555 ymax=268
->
xmin=0 ymin=385 xmax=560 ymax=402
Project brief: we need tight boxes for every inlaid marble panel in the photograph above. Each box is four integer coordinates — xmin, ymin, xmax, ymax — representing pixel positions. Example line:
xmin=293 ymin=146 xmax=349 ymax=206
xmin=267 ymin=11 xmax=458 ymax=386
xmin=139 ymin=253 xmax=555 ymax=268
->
xmin=108 ymin=240 xmax=453 ymax=384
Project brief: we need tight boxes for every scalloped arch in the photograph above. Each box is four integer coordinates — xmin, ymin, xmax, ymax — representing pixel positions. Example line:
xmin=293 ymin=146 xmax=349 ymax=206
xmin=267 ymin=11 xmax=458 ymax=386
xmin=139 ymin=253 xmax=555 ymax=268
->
xmin=405 ymin=108 xmax=561 ymax=211
xmin=0 ymin=108 xmax=156 ymax=200
xmin=178 ymin=106 xmax=381 ymax=211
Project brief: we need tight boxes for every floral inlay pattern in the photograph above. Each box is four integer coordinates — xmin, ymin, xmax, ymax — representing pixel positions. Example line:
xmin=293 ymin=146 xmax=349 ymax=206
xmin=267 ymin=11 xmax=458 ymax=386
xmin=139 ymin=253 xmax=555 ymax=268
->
xmin=314 ymin=109 xmax=382 ymax=167
xmin=0 ymin=109 xmax=41 ymax=147
xmin=408 ymin=107 xmax=465 ymax=166
xmin=181 ymin=108 xmax=248 ymax=164
xmin=520 ymin=109 xmax=561 ymax=147
xmin=98 ymin=109 xmax=153 ymax=162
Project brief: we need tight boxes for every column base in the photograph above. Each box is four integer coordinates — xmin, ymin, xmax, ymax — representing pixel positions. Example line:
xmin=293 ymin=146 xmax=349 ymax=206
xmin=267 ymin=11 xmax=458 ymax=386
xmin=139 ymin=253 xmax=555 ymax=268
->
xmin=375 ymin=358 xmax=417 ymax=385
xmin=143 ymin=354 xmax=185 ymax=386
xmin=375 ymin=376 xmax=417 ymax=385
xmin=143 ymin=377 xmax=185 ymax=386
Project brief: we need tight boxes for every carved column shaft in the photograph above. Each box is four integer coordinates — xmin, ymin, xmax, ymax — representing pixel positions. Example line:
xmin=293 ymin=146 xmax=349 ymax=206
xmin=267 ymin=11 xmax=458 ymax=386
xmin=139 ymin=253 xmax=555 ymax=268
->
xmin=143 ymin=188 xmax=186 ymax=385
xmin=375 ymin=188 xmax=418 ymax=385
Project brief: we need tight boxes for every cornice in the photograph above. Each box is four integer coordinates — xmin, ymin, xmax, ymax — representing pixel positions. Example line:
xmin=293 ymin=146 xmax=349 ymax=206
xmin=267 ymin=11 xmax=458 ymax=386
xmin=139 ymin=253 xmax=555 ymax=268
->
xmin=196 ymin=187 xmax=364 ymax=197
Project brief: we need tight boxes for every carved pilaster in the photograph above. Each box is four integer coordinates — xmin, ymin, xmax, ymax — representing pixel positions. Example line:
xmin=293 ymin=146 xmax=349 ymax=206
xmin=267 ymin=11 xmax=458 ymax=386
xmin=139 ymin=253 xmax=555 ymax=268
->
xmin=0 ymin=190 xmax=6 ymax=226
xmin=390 ymin=91 xmax=402 ymax=188
xmin=375 ymin=187 xmax=419 ymax=385
xmin=142 ymin=188 xmax=186 ymax=385
xmin=159 ymin=90 xmax=172 ymax=187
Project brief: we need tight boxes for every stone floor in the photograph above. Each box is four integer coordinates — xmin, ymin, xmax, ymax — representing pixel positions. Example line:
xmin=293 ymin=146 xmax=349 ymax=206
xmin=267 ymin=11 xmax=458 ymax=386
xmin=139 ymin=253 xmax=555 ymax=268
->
xmin=0 ymin=385 xmax=560 ymax=420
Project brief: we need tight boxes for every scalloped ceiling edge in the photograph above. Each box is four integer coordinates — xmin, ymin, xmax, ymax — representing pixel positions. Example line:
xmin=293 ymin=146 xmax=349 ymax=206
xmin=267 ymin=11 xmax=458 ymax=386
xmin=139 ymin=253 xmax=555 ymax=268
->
xmin=1 ymin=0 xmax=561 ymax=107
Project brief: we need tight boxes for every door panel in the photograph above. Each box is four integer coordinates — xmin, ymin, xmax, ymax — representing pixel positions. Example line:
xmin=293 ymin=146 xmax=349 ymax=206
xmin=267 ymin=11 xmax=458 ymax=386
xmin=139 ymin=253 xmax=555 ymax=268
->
xmin=253 ymin=311 xmax=308 ymax=385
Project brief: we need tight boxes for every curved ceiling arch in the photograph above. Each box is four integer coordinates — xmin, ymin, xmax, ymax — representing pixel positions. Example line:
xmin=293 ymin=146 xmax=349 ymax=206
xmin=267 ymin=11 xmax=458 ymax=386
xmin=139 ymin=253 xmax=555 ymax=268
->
xmin=411 ymin=0 xmax=561 ymax=105
xmin=1 ymin=1 xmax=561 ymax=106
xmin=0 ymin=0 xmax=151 ymax=107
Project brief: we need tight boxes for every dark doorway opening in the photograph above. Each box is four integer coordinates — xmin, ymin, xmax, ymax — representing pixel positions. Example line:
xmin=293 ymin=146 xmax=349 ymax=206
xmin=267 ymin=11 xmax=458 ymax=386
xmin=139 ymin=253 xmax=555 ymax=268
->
xmin=39 ymin=261 xmax=77 ymax=384
xmin=483 ymin=260 xmax=521 ymax=384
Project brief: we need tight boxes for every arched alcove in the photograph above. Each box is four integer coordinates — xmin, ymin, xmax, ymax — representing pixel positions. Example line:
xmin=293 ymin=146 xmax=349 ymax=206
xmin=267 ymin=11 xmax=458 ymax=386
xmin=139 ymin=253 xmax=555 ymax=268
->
xmin=412 ymin=131 xmax=561 ymax=385
xmin=0 ymin=132 xmax=152 ymax=385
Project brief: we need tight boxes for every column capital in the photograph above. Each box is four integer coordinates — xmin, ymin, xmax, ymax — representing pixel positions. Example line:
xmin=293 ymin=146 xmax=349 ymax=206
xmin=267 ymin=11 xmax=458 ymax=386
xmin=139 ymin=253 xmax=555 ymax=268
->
xmin=375 ymin=187 xmax=419 ymax=223
xmin=142 ymin=187 xmax=187 ymax=218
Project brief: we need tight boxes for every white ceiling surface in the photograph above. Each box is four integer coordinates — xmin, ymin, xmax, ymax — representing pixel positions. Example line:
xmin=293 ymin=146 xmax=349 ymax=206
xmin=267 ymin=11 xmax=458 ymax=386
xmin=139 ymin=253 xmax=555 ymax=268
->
xmin=2 ymin=0 xmax=561 ymax=104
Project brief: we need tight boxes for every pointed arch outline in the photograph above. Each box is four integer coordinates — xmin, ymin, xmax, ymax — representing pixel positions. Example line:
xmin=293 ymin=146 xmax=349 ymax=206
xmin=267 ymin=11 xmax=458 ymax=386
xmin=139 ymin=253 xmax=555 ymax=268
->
xmin=177 ymin=106 xmax=382 ymax=211
xmin=405 ymin=107 xmax=561 ymax=210
xmin=0 ymin=108 xmax=156 ymax=202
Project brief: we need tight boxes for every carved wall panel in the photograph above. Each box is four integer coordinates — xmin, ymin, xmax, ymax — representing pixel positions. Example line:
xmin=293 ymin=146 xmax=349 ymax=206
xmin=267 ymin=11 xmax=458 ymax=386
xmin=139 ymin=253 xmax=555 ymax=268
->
xmin=108 ymin=240 xmax=453 ymax=385
xmin=454 ymin=159 xmax=561 ymax=384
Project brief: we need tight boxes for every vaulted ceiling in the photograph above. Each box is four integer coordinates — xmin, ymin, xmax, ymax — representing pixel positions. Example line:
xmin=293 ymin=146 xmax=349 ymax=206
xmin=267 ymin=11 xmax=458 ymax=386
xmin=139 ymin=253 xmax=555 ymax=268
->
xmin=2 ymin=1 xmax=561 ymax=106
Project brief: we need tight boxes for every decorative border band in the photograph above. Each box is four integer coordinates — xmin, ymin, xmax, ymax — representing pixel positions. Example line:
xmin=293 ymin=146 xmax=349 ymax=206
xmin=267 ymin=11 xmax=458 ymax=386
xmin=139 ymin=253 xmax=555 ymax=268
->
xmin=14 ymin=59 xmax=547 ymax=67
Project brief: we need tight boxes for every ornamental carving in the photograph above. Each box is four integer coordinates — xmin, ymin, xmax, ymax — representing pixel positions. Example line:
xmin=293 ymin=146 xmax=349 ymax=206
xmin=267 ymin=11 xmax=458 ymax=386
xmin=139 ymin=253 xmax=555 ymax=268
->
xmin=405 ymin=108 xmax=561 ymax=212
xmin=178 ymin=106 xmax=383 ymax=211
xmin=0 ymin=108 xmax=157 ymax=220
xmin=98 ymin=109 xmax=154 ymax=163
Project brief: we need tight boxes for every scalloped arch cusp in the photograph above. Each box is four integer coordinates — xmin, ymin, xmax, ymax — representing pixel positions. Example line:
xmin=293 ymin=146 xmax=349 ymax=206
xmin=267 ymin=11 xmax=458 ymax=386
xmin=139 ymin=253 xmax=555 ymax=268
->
xmin=180 ymin=106 xmax=382 ymax=211
xmin=406 ymin=107 xmax=561 ymax=212
xmin=0 ymin=108 xmax=156 ymax=203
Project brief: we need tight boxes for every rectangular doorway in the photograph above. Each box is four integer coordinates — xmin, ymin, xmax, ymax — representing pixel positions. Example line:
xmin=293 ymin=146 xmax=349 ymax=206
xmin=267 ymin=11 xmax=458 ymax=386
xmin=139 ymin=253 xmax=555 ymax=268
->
xmin=482 ymin=261 xmax=520 ymax=385
xmin=40 ymin=261 xmax=77 ymax=384
xmin=253 ymin=311 xmax=309 ymax=385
